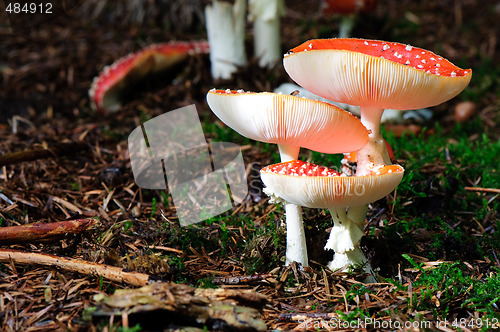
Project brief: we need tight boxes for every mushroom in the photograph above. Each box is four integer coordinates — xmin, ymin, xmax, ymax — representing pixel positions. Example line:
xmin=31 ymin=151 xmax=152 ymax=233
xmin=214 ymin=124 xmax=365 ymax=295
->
xmin=205 ymin=0 xmax=247 ymax=79
xmin=283 ymin=38 xmax=472 ymax=176
xmin=320 ymin=0 xmax=376 ymax=38
xmin=283 ymin=38 xmax=471 ymax=277
xmin=206 ymin=89 xmax=369 ymax=267
xmin=248 ymin=0 xmax=286 ymax=68
xmin=260 ymin=160 xmax=404 ymax=279
xmin=89 ymin=41 xmax=210 ymax=113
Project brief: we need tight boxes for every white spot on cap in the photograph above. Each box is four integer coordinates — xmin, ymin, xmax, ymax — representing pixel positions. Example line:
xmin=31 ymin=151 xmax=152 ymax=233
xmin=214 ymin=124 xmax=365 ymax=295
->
xmin=421 ymin=59 xmax=426 ymax=63
xmin=225 ymin=89 xmax=231 ymax=93
xmin=436 ymin=63 xmax=441 ymax=67
xmin=430 ymin=57 xmax=436 ymax=61
xmin=405 ymin=45 xmax=413 ymax=51
xmin=383 ymin=44 xmax=390 ymax=51
xmin=415 ymin=55 xmax=420 ymax=59
xmin=417 ymin=65 xmax=423 ymax=69
xmin=309 ymin=43 xmax=313 ymax=48
xmin=405 ymin=60 xmax=410 ymax=65
xmin=451 ymin=71 xmax=457 ymax=77
xmin=364 ymin=41 xmax=369 ymax=45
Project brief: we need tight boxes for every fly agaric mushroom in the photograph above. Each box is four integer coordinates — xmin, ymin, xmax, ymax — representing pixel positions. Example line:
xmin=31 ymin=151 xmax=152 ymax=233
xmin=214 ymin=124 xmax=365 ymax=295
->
xmin=206 ymin=89 xmax=369 ymax=267
xmin=89 ymin=41 xmax=210 ymax=113
xmin=284 ymin=38 xmax=471 ymax=278
xmin=260 ymin=161 xmax=404 ymax=279
xmin=205 ymin=0 xmax=247 ymax=79
xmin=248 ymin=0 xmax=286 ymax=68
xmin=321 ymin=0 xmax=376 ymax=38
xmin=284 ymin=38 xmax=472 ymax=176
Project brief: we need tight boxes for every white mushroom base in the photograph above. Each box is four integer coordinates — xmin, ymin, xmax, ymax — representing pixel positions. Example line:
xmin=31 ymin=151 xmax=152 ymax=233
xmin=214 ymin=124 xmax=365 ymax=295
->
xmin=324 ymin=207 xmax=363 ymax=253
xmin=324 ymin=206 xmax=376 ymax=283
xmin=327 ymin=247 xmax=376 ymax=283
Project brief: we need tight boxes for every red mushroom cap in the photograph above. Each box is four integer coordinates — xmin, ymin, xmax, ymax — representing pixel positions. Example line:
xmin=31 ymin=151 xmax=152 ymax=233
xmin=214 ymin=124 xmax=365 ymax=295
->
xmin=206 ymin=89 xmax=369 ymax=154
xmin=89 ymin=41 xmax=210 ymax=113
xmin=261 ymin=160 xmax=404 ymax=208
xmin=283 ymin=38 xmax=472 ymax=110
xmin=322 ymin=0 xmax=376 ymax=15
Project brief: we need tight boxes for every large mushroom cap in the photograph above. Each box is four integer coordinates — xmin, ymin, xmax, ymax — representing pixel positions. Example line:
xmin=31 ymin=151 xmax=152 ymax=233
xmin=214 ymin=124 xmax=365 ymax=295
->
xmin=283 ymin=38 xmax=472 ymax=110
xmin=261 ymin=160 xmax=404 ymax=208
xmin=206 ymin=89 xmax=369 ymax=154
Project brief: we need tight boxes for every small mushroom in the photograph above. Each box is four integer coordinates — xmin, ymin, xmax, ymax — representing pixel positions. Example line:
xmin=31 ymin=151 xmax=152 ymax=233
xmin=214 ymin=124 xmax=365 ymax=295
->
xmin=320 ymin=0 xmax=377 ymax=38
xmin=206 ymin=89 xmax=368 ymax=267
xmin=260 ymin=160 xmax=404 ymax=279
xmin=89 ymin=41 xmax=210 ymax=113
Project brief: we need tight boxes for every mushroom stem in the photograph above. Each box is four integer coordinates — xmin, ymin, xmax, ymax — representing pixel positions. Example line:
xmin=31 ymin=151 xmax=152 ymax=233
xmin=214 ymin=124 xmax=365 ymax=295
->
xmin=325 ymin=207 xmax=376 ymax=282
xmin=205 ymin=0 xmax=247 ymax=79
xmin=356 ymin=106 xmax=391 ymax=176
xmin=338 ymin=14 xmax=356 ymax=38
xmin=249 ymin=0 xmax=285 ymax=68
xmin=327 ymin=247 xmax=376 ymax=283
xmin=324 ymin=207 xmax=363 ymax=254
xmin=284 ymin=204 xmax=308 ymax=266
xmin=347 ymin=204 xmax=368 ymax=228
xmin=277 ymin=144 xmax=308 ymax=267
xmin=278 ymin=145 xmax=300 ymax=163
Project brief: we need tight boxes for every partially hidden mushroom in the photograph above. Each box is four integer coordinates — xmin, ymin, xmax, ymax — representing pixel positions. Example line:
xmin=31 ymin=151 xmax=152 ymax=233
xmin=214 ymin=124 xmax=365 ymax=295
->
xmin=261 ymin=161 xmax=403 ymax=280
xmin=206 ymin=89 xmax=368 ymax=267
xmin=89 ymin=41 xmax=210 ymax=113
xmin=321 ymin=0 xmax=376 ymax=38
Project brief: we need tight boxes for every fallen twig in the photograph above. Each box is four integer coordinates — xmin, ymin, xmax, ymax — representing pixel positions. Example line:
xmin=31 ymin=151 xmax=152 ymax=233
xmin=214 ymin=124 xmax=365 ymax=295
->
xmin=278 ymin=312 xmax=337 ymax=322
xmin=464 ymin=186 xmax=500 ymax=194
xmin=0 ymin=249 xmax=154 ymax=287
xmin=0 ymin=141 xmax=89 ymax=166
xmin=213 ymin=273 xmax=274 ymax=285
xmin=0 ymin=218 xmax=98 ymax=244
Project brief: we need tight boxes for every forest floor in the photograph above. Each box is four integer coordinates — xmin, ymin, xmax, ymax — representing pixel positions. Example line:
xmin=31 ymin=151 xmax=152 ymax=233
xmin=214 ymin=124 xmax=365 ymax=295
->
xmin=1 ymin=0 xmax=499 ymax=331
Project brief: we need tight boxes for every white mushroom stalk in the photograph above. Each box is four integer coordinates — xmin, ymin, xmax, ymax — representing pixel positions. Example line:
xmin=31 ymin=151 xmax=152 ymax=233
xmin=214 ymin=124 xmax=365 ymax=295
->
xmin=205 ymin=0 xmax=247 ymax=79
xmin=248 ymin=0 xmax=285 ymax=68
xmin=206 ymin=89 xmax=368 ymax=267
xmin=355 ymin=106 xmax=392 ymax=176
